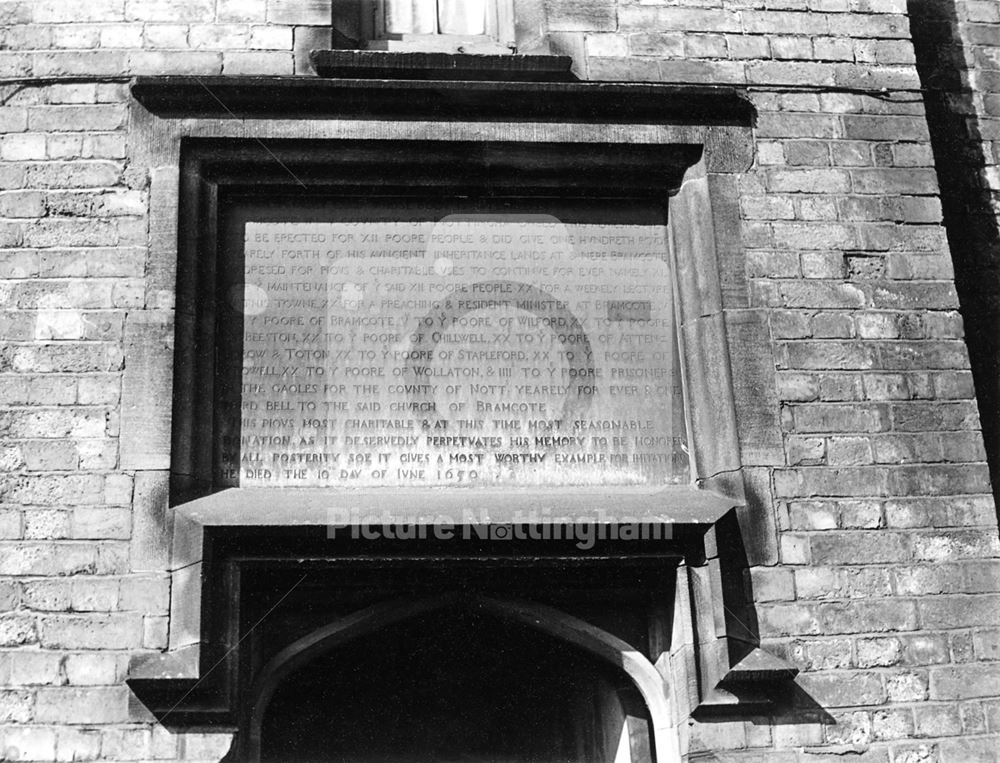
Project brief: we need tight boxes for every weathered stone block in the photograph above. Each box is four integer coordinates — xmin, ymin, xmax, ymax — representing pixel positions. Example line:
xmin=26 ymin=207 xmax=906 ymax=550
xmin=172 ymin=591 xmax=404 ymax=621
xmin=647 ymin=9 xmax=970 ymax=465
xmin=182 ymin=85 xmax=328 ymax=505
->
xmin=125 ymin=0 xmax=213 ymax=21
xmin=35 ymin=687 xmax=129 ymax=724
xmin=797 ymin=672 xmax=886 ymax=707
xmin=0 ymin=616 xmax=36 ymax=648
xmin=37 ymin=614 xmax=142 ymax=650
xmin=818 ymin=600 xmax=918 ymax=634
xmin=930 ymin=664 xmax=1000 ymax=699
xmin=62 ymin=653 xmax=119 ymax=686
xmin=856 ymin=637 xmax=902 ymax=668
xmin=751 ymin=567 xmax=795 ymax=601
xmin=222 ymin=50 xmax=294 ymax=74
xmin=1 ymin=727 xmax=58 ymax=761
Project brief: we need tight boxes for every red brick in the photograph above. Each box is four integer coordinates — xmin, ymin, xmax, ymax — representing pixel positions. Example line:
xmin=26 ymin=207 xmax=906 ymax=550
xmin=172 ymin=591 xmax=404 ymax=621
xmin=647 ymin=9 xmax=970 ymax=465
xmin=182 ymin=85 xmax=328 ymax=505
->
xmin=797 ymin=672 xmax=886 ymax=707
xmin=786 ymin=403 xmax=889 ymax=433
xmin=778 ymin=342 xmax=877 ymax=370
xmin=931 ymin=665 xmax=1000 ymax=699
xmin=856 ymin=637 xmax=902 ymax=667
xmin=35 ymin=687 xmax=129 ymax=724
xmin=774 ymin=466 xmax=892 ymax=497
xmin=125 ymin=0 xmax=213 ymax=21
xmin=783 ymin=638 xmax=854 ymax=670
xmin=811 ymin=532 xmax=912 ymax=564
xmin=767 ymin=168 xmax=850 ymax=193
xmin=36 ymin=613 xmax=142 ymax=649
xmin=34 ymin=0 xmax=124 ymax=22
xmin=938 ymin=737 xmax=1000 ymax=763
xmin=919 ymin=595 xmax=1000 ymax=629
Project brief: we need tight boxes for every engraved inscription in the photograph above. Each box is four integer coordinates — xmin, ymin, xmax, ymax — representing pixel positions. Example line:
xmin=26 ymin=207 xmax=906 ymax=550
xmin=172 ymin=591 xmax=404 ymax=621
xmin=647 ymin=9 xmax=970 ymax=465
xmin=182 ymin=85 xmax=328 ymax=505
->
xmin=228 ymin=213 xmax=688 ymax=487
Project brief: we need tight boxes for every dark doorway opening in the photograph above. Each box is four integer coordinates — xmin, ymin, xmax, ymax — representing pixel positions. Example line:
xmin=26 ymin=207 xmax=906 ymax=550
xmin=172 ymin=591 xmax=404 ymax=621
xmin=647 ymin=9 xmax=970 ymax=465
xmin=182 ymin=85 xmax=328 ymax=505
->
xmin=259 ymin=608 xmax=654 ymax=763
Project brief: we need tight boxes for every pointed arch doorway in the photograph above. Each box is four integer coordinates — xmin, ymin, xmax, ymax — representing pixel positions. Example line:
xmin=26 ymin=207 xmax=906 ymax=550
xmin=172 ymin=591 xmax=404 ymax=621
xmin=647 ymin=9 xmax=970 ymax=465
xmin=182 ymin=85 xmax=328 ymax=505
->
xmin=241 ymin=595 xmax=680 ymax=763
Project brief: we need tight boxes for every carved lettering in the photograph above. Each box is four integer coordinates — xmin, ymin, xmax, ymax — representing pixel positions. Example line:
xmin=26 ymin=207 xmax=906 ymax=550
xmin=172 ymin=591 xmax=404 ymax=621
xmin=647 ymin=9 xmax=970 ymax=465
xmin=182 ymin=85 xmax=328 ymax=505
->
xmin=227 ymin=213 xmax=688 ymax=487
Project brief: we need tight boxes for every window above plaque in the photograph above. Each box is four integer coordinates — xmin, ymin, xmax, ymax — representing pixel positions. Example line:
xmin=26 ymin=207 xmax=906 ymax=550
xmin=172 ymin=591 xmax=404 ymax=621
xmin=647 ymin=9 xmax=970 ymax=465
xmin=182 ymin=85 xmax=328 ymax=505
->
xmin=337 ymin=0 xmax=516 ymax=54
xmin=214 ymin=198 xmax=691 ymax=491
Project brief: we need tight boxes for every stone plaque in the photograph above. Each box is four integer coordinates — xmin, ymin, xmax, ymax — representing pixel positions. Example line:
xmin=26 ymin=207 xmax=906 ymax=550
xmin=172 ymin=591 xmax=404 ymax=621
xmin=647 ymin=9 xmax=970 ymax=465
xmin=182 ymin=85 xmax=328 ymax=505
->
xmin=220 ymin=208 xmax=689 ymax=488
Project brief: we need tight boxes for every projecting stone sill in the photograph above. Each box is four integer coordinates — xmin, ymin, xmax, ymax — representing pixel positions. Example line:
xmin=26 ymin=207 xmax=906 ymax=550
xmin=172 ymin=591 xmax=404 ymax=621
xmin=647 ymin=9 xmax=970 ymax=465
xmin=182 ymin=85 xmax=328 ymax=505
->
xmin=310 ymin=50 xmax=576 ymax=81
xmin=171 ymin=485 xmax=738 ymax=531
xmin=129 ymin=75 xmax=756 ymax=125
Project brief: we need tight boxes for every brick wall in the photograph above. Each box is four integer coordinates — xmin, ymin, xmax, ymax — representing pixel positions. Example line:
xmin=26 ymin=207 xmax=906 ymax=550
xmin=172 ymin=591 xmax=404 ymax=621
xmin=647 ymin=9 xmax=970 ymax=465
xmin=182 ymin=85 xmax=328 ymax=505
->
xmin=560 ymin=3 xmax=1000 ymax=758
xmin=0 ymin=0 xmax=332 ymax=76
xmin=1 ymin=0 xmax=999 ymax=761
xmin=907 ymin=0 xmax=1000 ymax=530
xmin=958 ymin=0 xmax=1000 ymax=226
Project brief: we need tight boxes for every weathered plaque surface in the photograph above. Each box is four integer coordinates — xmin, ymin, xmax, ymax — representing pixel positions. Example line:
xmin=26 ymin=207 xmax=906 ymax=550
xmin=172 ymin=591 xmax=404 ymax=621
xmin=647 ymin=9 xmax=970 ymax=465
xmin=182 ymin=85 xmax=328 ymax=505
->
xmin=223 ymin=209 xmax=688 ymax=488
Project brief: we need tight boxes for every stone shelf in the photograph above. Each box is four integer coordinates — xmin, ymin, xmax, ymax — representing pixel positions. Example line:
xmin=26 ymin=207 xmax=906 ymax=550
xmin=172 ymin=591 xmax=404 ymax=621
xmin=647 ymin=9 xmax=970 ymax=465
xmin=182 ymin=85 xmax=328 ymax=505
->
xmin=130 ymin=74 xmax=755 ymax=125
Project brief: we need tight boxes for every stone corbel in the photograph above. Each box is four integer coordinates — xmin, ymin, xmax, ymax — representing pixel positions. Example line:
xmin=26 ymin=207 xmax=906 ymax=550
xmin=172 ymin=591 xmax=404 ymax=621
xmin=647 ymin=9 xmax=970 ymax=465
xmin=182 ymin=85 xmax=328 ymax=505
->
xmin=670 ymin=162 xmax=798 ymax=715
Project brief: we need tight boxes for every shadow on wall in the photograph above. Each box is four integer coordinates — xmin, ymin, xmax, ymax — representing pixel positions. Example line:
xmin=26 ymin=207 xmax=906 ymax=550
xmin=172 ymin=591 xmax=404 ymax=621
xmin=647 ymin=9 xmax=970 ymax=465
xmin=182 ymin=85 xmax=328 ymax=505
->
xmin=694 ymin=506 xmax=835 ymax=737
xmin=908 ymin=0 xmax=1000 ymax=524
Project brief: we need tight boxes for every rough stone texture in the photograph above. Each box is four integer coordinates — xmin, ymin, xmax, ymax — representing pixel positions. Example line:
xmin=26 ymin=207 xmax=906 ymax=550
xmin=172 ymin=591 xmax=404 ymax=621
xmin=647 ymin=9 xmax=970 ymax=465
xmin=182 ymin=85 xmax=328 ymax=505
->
xmin=0 ymin=1 xmax=998 ymax=762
